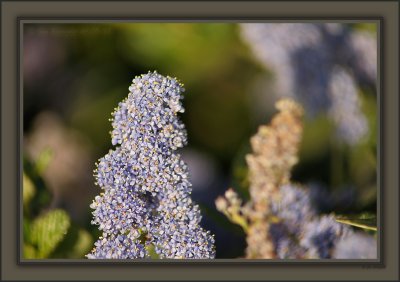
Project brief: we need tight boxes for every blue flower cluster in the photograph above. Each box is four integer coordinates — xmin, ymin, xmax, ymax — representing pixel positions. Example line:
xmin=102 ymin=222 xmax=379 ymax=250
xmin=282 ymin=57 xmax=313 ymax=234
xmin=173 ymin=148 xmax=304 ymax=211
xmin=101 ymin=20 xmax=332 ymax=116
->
xmin=87 ymin=71 xmax=215 ymax=259
xmin=240 ymin=23 xmax=374 ymax=144
xmin=270 ymin=184 xmax=353 ymax=259
xmin=300 ymin=215 xmax=352 ymax=259
xmin=328 ymin=67 xmax=368 ymax=144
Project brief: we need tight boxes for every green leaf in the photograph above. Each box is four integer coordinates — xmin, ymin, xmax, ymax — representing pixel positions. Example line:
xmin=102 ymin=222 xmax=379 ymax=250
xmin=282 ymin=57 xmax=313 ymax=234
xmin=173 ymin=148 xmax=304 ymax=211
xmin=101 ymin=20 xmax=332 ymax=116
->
xmin=335 ymin=213 xmax=377 ymax=231
xmin=145 ymin=244 xmax=160 ymax=259
xmin=30 ymin=209 xmax=71 ymax=258
xmin=199 ymin=203 xmax=246 ymax=236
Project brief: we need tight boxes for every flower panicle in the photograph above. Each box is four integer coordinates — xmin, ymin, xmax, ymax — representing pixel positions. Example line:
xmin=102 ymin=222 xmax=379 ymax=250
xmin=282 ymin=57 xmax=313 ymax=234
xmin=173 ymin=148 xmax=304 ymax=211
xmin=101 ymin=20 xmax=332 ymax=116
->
xmin=88 ymin=71 xmax=215 ymax=259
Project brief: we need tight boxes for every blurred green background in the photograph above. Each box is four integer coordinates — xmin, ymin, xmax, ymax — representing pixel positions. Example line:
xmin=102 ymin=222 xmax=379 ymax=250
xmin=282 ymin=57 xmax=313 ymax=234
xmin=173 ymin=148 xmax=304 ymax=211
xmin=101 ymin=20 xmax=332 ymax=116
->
xmin=23 ymin=23 xmax=377 ymax=259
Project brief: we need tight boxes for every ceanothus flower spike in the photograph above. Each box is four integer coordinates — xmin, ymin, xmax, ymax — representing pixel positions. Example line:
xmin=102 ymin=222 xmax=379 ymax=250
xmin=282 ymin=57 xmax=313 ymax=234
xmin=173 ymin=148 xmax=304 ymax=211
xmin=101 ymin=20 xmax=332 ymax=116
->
xmin=87 ymin=71 xmax=215 ymax=259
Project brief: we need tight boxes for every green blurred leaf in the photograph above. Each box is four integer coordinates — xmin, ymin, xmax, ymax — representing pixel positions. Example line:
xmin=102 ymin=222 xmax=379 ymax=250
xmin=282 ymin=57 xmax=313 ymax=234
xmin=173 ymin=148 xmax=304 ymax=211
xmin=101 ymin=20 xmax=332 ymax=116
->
xmin=23 ymin=173 xmax=36 ymax=209
xmin=71 ymin=229 xmax=93 ymax=258
xmin=52 ymin=224 xmax=93 ymax=258
xmin=35 ymin=148 xmax=53 ymax=174
xmin=23 ymin=218 xmax=32 ymax=245
xmin=335 ymin=213 xmax=377 ymax=231
xmin=30 ymin=209 xmax=71 ymax=258
xmin=23 ymin=244 xmax=37 ymax=259
xmin=23 ymin=156 xmax=52 ymax=216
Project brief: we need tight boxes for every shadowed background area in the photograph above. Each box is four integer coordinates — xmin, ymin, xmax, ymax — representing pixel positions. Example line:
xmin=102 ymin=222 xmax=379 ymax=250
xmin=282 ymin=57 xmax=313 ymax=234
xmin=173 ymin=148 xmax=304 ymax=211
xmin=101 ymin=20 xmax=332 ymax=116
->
xmin=23 ymin=23 xmax=377 ymax=258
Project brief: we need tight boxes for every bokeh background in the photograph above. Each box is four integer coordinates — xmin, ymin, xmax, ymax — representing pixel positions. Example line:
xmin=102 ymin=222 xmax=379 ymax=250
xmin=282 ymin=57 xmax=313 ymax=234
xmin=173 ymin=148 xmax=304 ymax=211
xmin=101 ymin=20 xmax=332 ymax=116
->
xmin=23 ymin=23 xmax=377 ymax=259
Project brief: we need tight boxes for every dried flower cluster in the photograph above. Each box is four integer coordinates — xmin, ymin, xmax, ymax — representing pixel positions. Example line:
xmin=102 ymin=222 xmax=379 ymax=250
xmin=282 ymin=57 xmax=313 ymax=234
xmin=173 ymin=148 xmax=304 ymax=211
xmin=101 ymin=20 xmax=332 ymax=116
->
xmin=87 ymin=71 xmax=215 ymax=259
xmin=216 ymin=99 xmax=304 ymax=258
xmin=244 ymin=99 xmax=304 ymax=258
xmin=216 ymin=99 xmax=376 ymax=259
xmin=240 ymin=23 xmax=374 ymax=144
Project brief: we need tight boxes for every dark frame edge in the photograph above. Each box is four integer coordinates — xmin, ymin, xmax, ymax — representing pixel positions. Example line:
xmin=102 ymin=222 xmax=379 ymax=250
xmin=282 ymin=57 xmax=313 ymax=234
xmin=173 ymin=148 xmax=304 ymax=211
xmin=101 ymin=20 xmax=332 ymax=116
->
xmin=16 ymin=16 xmax=384 ymax=267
